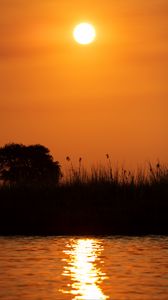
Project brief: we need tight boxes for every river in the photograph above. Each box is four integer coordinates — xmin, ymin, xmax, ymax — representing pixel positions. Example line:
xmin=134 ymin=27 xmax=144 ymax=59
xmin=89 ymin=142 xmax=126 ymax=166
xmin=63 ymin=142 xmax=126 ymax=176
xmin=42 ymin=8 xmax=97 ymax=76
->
xmin=0 ymin=236 xmax=167 ymax=300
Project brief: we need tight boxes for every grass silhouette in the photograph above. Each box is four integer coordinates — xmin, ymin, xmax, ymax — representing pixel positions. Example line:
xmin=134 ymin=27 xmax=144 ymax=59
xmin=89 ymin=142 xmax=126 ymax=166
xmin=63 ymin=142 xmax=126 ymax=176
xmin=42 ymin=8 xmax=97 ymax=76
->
xmin=0 ymin=160 xmax=167 ymax=236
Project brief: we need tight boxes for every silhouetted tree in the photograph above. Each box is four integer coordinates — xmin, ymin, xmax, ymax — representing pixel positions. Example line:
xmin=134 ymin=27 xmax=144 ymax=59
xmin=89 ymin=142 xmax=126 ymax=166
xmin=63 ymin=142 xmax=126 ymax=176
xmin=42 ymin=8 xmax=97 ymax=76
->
xmin=0 ymin=143 xmax=61 ymax=186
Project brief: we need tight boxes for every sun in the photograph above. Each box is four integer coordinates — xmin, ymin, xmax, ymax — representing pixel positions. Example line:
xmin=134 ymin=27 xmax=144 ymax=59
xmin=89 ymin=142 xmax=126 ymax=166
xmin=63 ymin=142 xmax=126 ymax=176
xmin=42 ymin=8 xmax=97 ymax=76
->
xmin=73 ymin=23 xmax=96 ymax=45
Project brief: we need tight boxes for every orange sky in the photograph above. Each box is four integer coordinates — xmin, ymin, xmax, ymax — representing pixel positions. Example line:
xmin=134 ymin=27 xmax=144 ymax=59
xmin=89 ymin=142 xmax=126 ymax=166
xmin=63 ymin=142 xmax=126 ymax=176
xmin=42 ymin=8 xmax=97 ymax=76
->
xmin=0 ymin=0 xmax=168 ymax=168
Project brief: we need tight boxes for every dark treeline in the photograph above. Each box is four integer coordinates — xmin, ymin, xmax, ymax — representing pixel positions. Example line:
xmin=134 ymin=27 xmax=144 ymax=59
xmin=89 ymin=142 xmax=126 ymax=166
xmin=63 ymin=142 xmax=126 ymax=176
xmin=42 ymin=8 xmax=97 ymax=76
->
xmin=0 ymin=143 xmax=168 ymax=236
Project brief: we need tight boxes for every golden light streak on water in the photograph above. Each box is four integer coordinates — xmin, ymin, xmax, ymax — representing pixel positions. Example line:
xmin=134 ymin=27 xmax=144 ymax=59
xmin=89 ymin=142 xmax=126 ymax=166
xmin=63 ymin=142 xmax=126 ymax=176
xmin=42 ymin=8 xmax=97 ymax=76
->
xmin=60 ymin=239 xmax=109 ymax=300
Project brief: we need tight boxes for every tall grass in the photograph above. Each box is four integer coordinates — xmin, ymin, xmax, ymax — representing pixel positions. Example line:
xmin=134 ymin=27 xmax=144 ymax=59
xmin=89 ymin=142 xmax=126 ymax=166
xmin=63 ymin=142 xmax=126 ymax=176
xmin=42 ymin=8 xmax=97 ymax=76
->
xmin=0 ymin=160 xmax=167 ymax=235
xmin=63 ymin=157 xmax=168 ymax=187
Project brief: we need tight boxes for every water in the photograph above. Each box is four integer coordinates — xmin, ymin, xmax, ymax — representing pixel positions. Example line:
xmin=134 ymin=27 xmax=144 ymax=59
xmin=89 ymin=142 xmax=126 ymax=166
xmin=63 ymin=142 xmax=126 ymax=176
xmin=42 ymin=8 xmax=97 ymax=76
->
xmin=0 ymin=236 xmax=168 ymax=300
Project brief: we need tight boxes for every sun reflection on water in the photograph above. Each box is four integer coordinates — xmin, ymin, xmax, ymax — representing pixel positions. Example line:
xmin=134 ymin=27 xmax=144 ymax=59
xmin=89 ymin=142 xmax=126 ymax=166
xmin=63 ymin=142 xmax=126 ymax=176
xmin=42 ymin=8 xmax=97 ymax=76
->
xmin=60 ymin=239 xmax=109 ymax=300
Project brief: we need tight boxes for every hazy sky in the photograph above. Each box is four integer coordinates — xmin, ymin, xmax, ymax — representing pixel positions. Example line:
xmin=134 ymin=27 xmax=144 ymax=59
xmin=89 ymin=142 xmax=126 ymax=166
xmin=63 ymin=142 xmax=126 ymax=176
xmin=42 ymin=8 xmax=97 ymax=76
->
xmin=0 ymin=0 xmax=168 ymax=168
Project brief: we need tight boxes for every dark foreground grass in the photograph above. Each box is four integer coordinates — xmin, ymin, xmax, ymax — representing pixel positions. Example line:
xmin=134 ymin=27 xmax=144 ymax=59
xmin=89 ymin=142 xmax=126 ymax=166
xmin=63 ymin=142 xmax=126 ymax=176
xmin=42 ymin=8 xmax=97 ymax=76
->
xmin=0 ymin=163 xmax=167 ymax=235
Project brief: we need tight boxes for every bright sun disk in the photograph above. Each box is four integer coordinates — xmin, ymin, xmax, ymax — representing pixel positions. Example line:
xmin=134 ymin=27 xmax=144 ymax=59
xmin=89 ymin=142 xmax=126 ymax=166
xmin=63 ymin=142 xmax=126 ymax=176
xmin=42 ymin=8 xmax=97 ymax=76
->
xmin=73 ymin=23 xmax=96 ymax=45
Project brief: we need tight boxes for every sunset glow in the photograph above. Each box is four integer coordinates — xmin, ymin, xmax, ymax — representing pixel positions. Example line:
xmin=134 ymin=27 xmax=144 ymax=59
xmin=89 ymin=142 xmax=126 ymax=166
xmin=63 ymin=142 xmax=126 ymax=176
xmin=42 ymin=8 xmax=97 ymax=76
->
xmin=0 ymin=1 xmax=167 ymax=298
xmin=0 ymin=0 xmax=167 ymax=168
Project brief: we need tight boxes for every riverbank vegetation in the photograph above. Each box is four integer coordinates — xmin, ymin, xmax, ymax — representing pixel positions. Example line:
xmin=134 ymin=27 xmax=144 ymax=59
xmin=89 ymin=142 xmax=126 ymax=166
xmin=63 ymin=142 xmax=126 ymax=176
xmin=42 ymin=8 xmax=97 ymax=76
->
xmin=0 ymin=164 xmax=168 ymax=235
xmin=0 ymin=151 xmax=167 ymax=236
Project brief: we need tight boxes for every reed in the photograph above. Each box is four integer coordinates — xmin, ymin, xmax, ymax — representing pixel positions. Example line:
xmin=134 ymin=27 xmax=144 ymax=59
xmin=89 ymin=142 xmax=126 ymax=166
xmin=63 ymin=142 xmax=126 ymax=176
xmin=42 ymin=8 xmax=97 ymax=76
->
xmin=0 ymin=161 xmax=167 ymax=235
